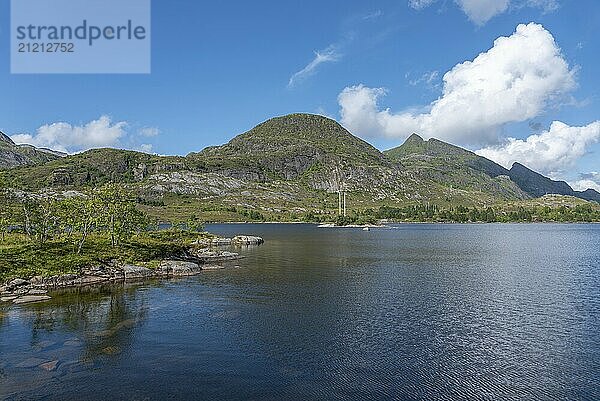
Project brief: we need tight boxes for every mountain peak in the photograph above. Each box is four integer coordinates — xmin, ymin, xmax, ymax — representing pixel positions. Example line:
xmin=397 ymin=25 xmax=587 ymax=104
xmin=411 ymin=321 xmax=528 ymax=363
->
xmin=385 ymin=134 xmax=474 ymax=159
xmin=508 ymin=162 xmax=575 ymax=197
xmin=250 ymin=113 xmax=351 ymax=141
xmin=405 ymin=133 xmax=424 ymax=143
xmin=510 ymin=162 xmax=527 ymax=170
xmin=0 ymin=131 xmax=15 ymax=145
xmin=194 ymin=113 xmax=386 ymax=181
xmin=0 ymin=130 xmax=64 ymax=169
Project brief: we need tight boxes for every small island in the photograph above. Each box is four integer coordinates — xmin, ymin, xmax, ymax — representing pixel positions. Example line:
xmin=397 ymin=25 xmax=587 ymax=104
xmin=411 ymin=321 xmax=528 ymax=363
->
xmin=0 ymin=183 xmax=263 ymax=304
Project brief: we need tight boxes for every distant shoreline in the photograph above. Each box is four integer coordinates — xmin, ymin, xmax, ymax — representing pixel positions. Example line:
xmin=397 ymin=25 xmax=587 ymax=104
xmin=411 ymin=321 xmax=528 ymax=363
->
xmin=205 ymin=221 xmax=600 ymax=226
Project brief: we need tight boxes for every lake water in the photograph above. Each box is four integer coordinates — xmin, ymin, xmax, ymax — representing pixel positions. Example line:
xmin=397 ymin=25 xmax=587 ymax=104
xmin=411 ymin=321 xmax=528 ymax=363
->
xmin=1 ymin=223 xmax=599 ymax=400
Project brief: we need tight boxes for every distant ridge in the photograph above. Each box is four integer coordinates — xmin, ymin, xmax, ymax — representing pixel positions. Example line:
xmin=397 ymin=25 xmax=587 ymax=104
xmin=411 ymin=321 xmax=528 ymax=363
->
xmin=385 ymin=133 xmax=600 ymax=203
xmin=508 ymin=162 xmax=600 ymax=202
xmin=0 ymin=130 xmax=64 ymax=169
xmin=385 ymin=134 xmax=509 ymax=178
xmin=2 ymin=114 xmax=599 ymax=206
xmin=0 ymin=130 xmax=15 ymax=145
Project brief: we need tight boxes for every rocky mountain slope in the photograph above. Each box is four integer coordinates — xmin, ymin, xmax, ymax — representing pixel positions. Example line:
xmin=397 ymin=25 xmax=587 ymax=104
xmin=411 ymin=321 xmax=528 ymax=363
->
xmin=0 ymin=132 xmax=66 ymax=170
xmin=386 ymin=134 xmax=600 ymax=203
xmin=0 ymin=131 xmax=64 ymax=169
xmin=2 ymin=114 xmax=599 ymax=217
xmin=508 ymin=162 xmax=600 ymax=202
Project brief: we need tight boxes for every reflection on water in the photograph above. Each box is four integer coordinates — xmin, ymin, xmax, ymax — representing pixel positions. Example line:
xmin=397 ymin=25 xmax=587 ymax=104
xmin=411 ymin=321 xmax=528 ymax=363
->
xmin=1 ymin=223 xmax=599 ymax=400
xmin=1 ymin=283 xmax=150 ymax=399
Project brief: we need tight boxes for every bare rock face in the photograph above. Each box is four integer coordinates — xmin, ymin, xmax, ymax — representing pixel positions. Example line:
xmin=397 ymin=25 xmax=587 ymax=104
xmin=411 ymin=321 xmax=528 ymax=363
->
xmin=232 ymin=235 xmax=264 ymax=245
xmin=0 ymin=148 xmax=30 ymax=168
xmin=8 ymin=278 xmax=28 ymax=288
xmin=158 ymin=260 xmax=202 ymax=276
xmin=50 ymin=168 xmax=73 ymax=186
xmin=123 ymin=265 xmax=153 ymax=280
xmin=134 ymin=163 xmax=149 ymax=181
xmin=29 ymin=276 xmax=45 ymax=285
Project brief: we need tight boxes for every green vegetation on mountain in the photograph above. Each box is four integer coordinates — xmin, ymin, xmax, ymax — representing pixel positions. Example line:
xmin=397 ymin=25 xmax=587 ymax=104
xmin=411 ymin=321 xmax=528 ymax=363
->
xmin=385 ymin=133 xmax=529 ymax=203
xmin=0 ymin=131 xmax=63 ymax=169
xmin=385 ymin=133 xmax=508 ymax=178
xmin=4 ymin=148 xmax=189 ymax=189
xmin=191 ymin=113 xmax=387 ymax=180
xmin=1 ymin=113 xmax=599 ymax=225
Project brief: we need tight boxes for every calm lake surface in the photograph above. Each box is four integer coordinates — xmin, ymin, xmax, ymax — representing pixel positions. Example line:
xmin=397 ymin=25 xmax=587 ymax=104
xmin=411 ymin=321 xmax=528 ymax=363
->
xmin=1 ymin=223 xmax=599 ymax=400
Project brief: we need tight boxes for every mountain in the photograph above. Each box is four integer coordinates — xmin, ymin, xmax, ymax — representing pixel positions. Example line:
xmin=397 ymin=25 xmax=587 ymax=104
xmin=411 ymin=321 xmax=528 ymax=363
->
xmin=190 ymin=115 xmax=527 ymax=203
xmin=0 ymin=130 xmax=65 ymax=169
xmin=189 ymin=113 xmax=391 ymax=189
xmin=385 ymin=134 xmax=528 ymax=201
xmin=4 ymin=147 xmax=187 ymax=188
xmin=2 ymin=114 xmax=598 ymax=221
xmin=387 ymin=134 xmax=509 ymax=178
xmin=507 ymin=163 xmax=573 ymax=197
xmin=508 ymin=162 xmax=600 ymax=202
xmin=386 ymin=134 xmax=600 ymax=204
xmin=577 ymin=189 xmax=600 ymax=202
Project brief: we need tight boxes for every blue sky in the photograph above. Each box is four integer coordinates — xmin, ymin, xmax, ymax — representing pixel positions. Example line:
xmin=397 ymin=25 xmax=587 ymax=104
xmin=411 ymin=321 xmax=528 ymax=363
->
xmin=1 ymin=0 xmax=599 ymax=190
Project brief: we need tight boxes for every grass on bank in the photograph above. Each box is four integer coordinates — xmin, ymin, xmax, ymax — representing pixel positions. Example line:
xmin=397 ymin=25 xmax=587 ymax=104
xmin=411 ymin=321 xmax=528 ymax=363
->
xmin=0 ymin=230 xmax=213 ymax=284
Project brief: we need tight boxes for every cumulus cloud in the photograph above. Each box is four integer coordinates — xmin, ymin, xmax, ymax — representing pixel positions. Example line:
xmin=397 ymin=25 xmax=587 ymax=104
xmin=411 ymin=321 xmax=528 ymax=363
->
xmin=11 ymin=116 xmax=126 ymax=154
xmin=571 ymin=172 xmax=600 ymax=192
xmin=338 ymin=23 xmax=576 ymax=146
xmin=10 ymin=116 xmax=160 ymax=154
xmin=476 ymin=121 xmax=600 ymax=174
xmin=409 ymin=0 xmax=559 ymax=25
xmin=288 ymin=46 xmax=341 ymax=88
xmin=457 ymin=0 xmax=509 ymax=25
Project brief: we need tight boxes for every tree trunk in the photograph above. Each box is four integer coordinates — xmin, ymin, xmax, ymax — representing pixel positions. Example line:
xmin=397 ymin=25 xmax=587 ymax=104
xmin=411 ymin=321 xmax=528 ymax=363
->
xmin=77 ymin=223 xmax=88 ymax=255
xmin=23 ymin=205 xmax=31 ymax=237
xmin=110 ymin=214 xmax=115 ymax=247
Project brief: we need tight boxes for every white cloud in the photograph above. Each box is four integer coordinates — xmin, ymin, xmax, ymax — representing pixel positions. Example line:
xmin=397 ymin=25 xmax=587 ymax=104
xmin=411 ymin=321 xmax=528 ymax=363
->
xmin=338 ymin=23 xmax=576 ymax=146
xmin=476 ymin=121 xmax=600 ymax=174
xmin=572 ymin=180 xmax=600 ymax=192
xmin=409 ymin=0 xmax=560 ymax=25
xmin=137 ymin=143 xmax=154 ymax=154
xmin=571 ymin=172 xmax=600 ymax=192
xmin=408 ymin=0 xmax=437 ymax=10
xmin=10 ymin=116 xmax=160 ymax=154
xmin=288 ymin=46 xmax=341 ymax=88
xmin=11 ymin=116 xmax=126 ymax=154
xmin=408 ymin=70 xmax=440 ymax=89
xmin=363 ymin=10 xmax=383 ymax=20
xmin=457 ymin=0 xmax=509 ymax=25
xmin=139 ymin=127 xmax=160 ymax=137
xmin=522 ymin=0 xmax=559 ymax=13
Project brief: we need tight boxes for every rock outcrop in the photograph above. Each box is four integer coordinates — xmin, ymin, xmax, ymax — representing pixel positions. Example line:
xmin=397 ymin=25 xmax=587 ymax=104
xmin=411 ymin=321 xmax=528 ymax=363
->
xmin=0 ymin=236 xmax=264 ymax=305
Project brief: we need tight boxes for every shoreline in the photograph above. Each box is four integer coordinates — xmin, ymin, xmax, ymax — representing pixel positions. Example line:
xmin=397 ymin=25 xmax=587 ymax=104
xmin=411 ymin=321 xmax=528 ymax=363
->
xmin=0 ymin=235 xmax=264 ymax=306
xmin=207 ymin=220 xmax=600 ymax=225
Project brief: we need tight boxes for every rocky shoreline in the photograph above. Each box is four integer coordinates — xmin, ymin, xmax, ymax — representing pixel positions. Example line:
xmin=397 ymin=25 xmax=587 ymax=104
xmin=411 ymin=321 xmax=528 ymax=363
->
xmin=0 ymin=235 xmax=264 ymax=305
